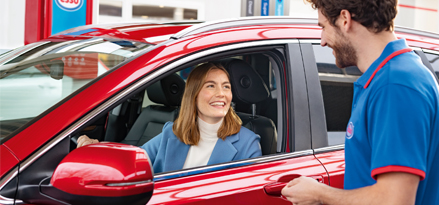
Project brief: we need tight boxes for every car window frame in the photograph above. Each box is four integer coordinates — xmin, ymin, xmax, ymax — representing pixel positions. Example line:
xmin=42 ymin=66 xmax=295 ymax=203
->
xmin=150 ymin=43 xmax=298 ymax=179
xmin=300 ymin=40 xmax=364 ymax=149
xmin=304 ymin=40 xmax=439 ymax=151
xmin=298 ymin=40 xmax=330 ymax=149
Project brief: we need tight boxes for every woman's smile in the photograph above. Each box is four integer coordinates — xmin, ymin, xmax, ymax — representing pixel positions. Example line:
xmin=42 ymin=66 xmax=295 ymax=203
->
xmin=210 ymin=101 xmax=226 ymax=107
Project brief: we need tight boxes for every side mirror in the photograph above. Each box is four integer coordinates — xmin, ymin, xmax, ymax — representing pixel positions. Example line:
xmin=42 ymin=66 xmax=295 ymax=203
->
xmin=40 ymin=143 xmax=154 ymax=205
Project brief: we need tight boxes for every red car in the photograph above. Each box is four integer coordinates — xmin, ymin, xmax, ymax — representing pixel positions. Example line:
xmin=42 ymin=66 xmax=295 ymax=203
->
xmin=1 ymin=17 xmax=438 ymax=205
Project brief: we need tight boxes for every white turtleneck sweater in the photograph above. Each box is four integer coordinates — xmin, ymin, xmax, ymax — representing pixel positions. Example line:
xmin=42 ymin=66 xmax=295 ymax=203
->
xmin=182 ymin=117 xmax=221 ymax=169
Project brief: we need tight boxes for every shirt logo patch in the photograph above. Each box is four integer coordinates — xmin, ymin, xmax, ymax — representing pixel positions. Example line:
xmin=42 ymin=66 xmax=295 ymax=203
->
xmin=346 ymin=122 xmax=354 ymax=139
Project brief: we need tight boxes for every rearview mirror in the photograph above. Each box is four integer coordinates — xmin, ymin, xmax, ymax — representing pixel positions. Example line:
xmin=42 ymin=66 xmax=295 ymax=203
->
xmin=49 ymin=59 xmax=64 ymax=80
xmin=40 ymin=143 xmax=154 ymax=205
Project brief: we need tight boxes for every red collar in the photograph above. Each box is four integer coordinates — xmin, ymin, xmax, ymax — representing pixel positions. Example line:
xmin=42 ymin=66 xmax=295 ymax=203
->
xmin=364 ymin=48 xmax=413 ymax=88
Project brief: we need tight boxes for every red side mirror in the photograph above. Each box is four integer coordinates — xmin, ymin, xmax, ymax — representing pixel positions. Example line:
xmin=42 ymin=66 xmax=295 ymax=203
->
xmin=41 ymin=143 xmax=154 ymax=205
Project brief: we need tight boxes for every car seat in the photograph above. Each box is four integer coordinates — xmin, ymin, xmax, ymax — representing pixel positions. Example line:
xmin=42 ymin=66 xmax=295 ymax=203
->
xmin=243 ymin=54 xmax=278 ymax=125
xmin=221 ymin=59 xmax=278 ymax=155
xmin=121 ymin=73 xmax=185 ymax=146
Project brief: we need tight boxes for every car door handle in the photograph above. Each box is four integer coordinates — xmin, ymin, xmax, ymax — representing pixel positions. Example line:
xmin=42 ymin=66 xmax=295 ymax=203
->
xmin=264 ymin=174 xmax=301 ymax=196
xmin=264 ymin=181 xmax=289 ymax=196
xmin=263 ymin=174 xmax=324 ymax=196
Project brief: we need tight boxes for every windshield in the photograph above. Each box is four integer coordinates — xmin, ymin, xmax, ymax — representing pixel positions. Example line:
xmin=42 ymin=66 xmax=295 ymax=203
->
xmin=0 ymin=38 xmax=152 ymax=140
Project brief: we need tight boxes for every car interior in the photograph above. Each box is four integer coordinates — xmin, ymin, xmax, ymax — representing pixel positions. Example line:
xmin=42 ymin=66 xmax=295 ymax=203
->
xmin=71 ymin=51 xmax=283 ymax=169
xmin=318 ymin=64 xmax=361 ymax=132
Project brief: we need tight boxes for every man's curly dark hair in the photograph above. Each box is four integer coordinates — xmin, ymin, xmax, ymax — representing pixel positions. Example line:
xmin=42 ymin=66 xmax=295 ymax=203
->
xmin=305 ymin=0 xmax=398 ymax=33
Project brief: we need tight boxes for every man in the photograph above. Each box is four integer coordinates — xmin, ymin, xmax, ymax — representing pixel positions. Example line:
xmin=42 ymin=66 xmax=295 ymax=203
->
xmin=281 ymin=0 xmax=439 ymax=204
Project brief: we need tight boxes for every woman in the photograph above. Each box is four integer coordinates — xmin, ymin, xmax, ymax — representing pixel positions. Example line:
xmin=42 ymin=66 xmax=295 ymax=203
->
xmin=77 ymin=62 xmax=262 ymax=173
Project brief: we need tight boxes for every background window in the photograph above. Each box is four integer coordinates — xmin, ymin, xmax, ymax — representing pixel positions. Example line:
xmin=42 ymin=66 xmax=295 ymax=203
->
xmin=183 ymin=9 xmax=198 ymax=20
xmin=132 ymin=5 xmax=174 ymax=20
xmin=99 ymin=0 xmax=122 ymax=17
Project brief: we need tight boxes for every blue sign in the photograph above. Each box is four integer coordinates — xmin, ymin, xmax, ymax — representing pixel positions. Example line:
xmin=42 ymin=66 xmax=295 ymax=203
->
xmin=52 ymin=0 xmax=87 ymax=35
xmin=275 ymin=0 xmax=284 ymax=16
xmin=261 ymin=0 xmax=269 ymax=16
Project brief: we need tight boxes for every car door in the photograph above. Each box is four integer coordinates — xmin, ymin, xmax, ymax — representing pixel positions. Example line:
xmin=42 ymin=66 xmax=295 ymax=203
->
xmin=141 ymin=40 xmax=328 ymax=204
xmin=57 ymin=39 xmax=327 ymax=204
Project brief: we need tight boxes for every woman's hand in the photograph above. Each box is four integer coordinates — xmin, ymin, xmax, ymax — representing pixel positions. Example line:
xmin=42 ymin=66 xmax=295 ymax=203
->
xmin=77 ymin=135 xmax=99 ymax=148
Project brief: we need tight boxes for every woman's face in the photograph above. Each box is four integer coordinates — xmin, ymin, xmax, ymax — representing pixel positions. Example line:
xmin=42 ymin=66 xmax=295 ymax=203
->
xmin=196 ymin=69 xmax=232 ymax=124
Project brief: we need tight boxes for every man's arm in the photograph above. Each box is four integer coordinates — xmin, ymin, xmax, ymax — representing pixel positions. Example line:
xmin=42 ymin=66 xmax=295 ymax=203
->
xmin=281 ymin=172 xmax=420 ymax=205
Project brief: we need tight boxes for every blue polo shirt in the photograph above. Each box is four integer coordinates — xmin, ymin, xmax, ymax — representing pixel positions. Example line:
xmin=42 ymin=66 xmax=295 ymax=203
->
xmin=344 ymin=39 xmax=439 ymax=204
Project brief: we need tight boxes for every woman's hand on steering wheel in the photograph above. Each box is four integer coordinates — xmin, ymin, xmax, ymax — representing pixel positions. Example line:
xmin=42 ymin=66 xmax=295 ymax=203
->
xmin=77 ymin=135 xmax=99 ymax=148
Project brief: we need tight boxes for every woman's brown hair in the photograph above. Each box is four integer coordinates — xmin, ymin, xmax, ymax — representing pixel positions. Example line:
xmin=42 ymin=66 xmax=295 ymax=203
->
xmin=172 ymin=62 xmax=242 ymax=145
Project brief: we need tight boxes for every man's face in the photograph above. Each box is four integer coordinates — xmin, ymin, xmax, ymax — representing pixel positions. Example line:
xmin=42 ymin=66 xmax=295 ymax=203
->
xmin=318 ymin=9 xmax=358 ymax=68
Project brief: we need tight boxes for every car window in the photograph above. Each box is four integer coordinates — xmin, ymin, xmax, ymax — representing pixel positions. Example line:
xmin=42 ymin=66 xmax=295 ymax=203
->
xmin=74 ymin=50 xmax=285 ymax=176
xmin=0 ymin=39 xmax=152 ymax=140
xmin=424 ymin=52 xmax=439 ymax=78
xmin=312 ymin=45 xmax=361 ymax=146
xmin=141 ymin=54 xmax=280 ymax=129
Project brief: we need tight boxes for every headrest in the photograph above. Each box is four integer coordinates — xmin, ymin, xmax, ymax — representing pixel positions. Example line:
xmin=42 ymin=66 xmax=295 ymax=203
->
xmin=222 ymin=59 xmax=270 ymax=104
xmin=147 ymin=73 xmax=185 ymax=107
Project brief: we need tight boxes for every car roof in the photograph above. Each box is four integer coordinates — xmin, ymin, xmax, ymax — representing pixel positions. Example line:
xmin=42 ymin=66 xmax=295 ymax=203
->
xmin=48 ymin=17 xmax=439 ymax=51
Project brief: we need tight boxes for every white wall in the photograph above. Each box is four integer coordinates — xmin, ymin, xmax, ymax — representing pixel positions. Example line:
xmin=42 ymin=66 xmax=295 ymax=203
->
xmin=203 ymin=0 xmax=241 ymax=21
xmin=289 ymin=0 xmax=317 ymax=18
xmin=412 ymin=0 xmax=438 ymax=33
xmin=0 ymin=0 xmax=25 ymax=50
xmin=395 ymin=0 xmax=438 ymax=33
xmin=291 ymin=0 xmax=439 ymax=33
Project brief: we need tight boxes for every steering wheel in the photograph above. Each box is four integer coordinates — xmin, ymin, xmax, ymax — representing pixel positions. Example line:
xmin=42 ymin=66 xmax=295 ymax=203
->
xmin=70 ymin=135 xmax=79 ymax=151
xmin=71 ymin=135 xmax=79 ymax=145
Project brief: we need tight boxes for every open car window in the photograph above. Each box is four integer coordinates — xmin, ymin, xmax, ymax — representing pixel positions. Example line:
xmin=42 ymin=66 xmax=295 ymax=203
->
xmin=71 ymin=49 xmax=286 ymax=177
xmin=0 ymin=39 xmax=152 ymax=140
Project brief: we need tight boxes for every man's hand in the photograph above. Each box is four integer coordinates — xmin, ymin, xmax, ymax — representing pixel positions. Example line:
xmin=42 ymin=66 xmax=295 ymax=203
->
xmin=281 ymin=176 xmax=323 ymax=205
xmin=281 ymin=172 xmax=419 ymax=205
xmin=77 ymin=135 xmax=99 ymax=148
